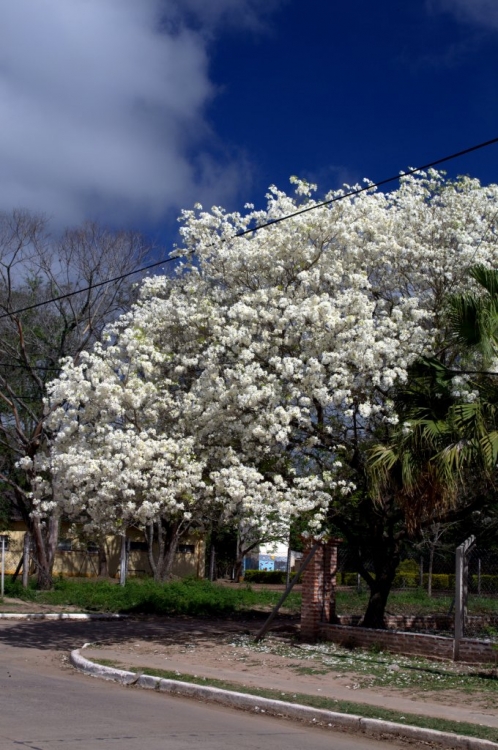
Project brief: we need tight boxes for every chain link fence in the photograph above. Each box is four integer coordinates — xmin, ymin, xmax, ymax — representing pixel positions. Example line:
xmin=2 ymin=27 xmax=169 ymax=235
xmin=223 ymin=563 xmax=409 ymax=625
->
xmin=335 ymin=543 xmax=498 ymax=643
xmin=464 ymin=545 xmax=498 ymax=640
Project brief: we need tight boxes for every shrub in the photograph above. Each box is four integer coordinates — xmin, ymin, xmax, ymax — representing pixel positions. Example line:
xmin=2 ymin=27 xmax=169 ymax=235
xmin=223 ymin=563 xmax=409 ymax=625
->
xmin=397 ymin=559 xmax=419 ymax=575
xmin=4 ymin=576 xmax=302 ymax=616
xmin=393 ymin=573 xmax=418 ymax=588
xmin=244 ymin=570 xmax=287 ymax=584
xmin=470 ymin=574 xmax=498 ymax=594
xmin=340 ymin=572 xmax=360 ymax=586
xmin=423 ymin=573 xmax=451 ymax=590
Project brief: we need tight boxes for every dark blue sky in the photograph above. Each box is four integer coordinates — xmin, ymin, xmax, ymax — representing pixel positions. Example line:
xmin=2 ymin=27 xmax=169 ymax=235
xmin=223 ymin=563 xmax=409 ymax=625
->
xmin=205 ymin=0 xmax=498 ymax=214
xmin=1 ymin=0 xmax=496 ymax=242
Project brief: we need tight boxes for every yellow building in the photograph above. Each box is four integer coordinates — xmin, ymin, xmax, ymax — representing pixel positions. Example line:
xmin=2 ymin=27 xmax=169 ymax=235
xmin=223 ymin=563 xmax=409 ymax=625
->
xmin=0 ymin=521 xmax=205 ymax=580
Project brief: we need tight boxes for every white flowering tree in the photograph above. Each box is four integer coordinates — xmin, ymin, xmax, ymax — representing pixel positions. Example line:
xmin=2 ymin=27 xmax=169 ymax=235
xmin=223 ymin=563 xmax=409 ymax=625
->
xmin=39 ymin=299 xmax=209 ymax=582
xmin=42 ymin=171 xmax=498 ymax=610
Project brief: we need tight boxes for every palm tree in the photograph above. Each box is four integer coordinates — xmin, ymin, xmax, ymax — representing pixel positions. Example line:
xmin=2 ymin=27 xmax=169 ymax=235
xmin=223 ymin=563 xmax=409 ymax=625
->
xmin=362 ymin=266 xmax=498 ymax=626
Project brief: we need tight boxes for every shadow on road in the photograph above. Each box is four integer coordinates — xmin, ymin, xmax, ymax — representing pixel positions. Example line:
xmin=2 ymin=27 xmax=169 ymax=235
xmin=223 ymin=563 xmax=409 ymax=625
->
xmin=0 ymin=613 xmax=296 ymax=652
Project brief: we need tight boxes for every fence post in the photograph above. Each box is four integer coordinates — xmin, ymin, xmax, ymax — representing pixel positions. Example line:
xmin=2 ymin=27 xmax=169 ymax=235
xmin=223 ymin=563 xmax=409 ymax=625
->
xmin=285 ymin=544 xmax=292 ymax=587
xmin=209 ymin=545 xmax=216 ymax=581
xmin=119 ymin=533 xmax=128 ymax=587
xmin=22 ymin=532 xmax=31 ymax=589
xmin=454 ymin=535 xmax=475 ymax=661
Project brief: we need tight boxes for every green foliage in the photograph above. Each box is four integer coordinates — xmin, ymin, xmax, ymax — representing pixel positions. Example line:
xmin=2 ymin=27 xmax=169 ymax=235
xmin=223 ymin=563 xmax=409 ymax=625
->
xmin=471 ymin=575 xmax=498 ymax=594
xmin=0 ymin=497 xmax=10 ymax=532
xmin=394 ymin=573 xmax=418 ymax=588
xmin=339 ymin=572 xmax=361 ymax=586
xmin=397 ymin=558 xmax=419 ymax=575
xmin=448 ymin=265 xmax=498 ymax=363
xmin=244 ymin=570 xmax=288 ymax=584
xmin=339 ymin=565 xmax=458 ymax=590
xmin=4 ymin=579 xmax=38 ymax=600
xmin=4 ymin=577 xmax=302 ymax=615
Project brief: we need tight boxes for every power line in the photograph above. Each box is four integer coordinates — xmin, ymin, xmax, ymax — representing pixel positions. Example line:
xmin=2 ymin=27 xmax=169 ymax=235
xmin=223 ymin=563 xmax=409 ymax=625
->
xmin=1 ymin=134 xmax=498 ymax=323
xmin=0 ymin=363 xmax=60 ymax=372
xmin=0 ymin=395 xmax=44 ymax=403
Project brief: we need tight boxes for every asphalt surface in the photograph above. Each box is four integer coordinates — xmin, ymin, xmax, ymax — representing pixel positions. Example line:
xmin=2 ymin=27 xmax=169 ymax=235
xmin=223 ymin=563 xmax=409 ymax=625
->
xmin=0 ymin=620 xmax=403 ymax=750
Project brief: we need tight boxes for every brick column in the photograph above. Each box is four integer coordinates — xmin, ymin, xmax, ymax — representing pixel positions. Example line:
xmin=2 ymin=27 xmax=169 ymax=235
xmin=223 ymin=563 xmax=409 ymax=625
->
xmin=301 ymin=538 xmax=340 ymax=642
xmin=324 ymin=540 xmax=339 ymax=625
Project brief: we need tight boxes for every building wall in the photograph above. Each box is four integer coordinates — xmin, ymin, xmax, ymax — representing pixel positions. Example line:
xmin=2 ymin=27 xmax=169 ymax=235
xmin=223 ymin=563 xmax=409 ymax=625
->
xmin=0 ymin=523 xmax=205 ymax=579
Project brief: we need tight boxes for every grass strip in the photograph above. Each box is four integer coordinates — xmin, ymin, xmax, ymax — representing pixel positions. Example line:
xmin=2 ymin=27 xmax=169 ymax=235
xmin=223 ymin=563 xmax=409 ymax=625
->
xmin=92 ymin=658 xmax=498 ymax=744
xmin=4 ymin=578 xmax=301 ymax=616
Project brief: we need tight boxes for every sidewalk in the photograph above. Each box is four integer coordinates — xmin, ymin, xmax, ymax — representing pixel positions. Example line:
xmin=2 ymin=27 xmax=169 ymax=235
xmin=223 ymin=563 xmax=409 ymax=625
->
xmin=81 ymin=618 xmax=498 ymax=732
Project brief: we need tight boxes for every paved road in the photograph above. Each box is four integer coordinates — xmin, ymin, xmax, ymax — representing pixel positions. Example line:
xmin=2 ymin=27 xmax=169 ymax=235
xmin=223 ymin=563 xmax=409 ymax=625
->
xmin=0 ymin=620 xmax=403 ymax=750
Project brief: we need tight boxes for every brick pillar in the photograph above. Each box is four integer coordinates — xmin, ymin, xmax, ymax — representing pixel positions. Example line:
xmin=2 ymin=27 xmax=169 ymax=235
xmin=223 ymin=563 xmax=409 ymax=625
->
xmin=301 ymin=539 xmax=341 ymax=642
xmin=324 ymin=540 xmax=339 ymax=625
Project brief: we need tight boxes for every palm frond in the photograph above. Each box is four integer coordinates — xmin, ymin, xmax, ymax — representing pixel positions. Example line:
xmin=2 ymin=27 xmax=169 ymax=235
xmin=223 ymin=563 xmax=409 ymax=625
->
xmin=469 ymin=265 xmax=498 ymax=298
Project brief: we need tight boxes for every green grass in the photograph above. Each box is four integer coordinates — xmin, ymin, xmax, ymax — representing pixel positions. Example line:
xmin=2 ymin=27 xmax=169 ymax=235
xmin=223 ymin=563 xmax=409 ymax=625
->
xmin=337 ymin=587 xmax=455 ymax=615
xmin=91 ymin=658 xmax=498 ymax=744
xmin=3 ymin=577 xmax=301 ymax=616
xmin=337 ymin=586 xmax=498 ymax=616
xmin=4 ymin=576 xmax=497 ymax=621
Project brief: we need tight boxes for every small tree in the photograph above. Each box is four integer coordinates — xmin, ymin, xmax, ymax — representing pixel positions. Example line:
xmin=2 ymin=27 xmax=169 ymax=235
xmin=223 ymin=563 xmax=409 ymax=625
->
xmin=0 ymin=211 xmax=151 ymax=587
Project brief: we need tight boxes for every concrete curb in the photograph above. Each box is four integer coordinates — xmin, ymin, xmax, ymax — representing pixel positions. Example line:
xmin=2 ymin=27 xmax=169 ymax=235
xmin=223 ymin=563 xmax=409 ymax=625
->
xmin=0 ymin=613 xmax=126 ymax=620
xmin=70 ymin=647 xmax=498 ymax=750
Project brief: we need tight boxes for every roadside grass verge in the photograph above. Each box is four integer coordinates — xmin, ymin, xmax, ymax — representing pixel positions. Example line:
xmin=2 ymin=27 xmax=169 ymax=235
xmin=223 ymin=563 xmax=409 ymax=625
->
xmin=90 ymin=658 xmax=498 ymax=744
xmin=3 ymin=578 xmax=301 ymax=616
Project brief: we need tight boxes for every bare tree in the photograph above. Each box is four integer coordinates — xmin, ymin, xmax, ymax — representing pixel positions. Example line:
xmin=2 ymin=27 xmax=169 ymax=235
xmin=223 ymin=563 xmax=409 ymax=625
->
xmin=417 ymin=521 xmax=456 ymax=597
xmin=0 ymin=210 xmax=152 ymax=588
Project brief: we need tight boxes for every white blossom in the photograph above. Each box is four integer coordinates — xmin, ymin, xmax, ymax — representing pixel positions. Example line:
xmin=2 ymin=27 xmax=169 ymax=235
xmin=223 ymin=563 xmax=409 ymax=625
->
xmin=38 ymin=171 xmax=498 ymax=540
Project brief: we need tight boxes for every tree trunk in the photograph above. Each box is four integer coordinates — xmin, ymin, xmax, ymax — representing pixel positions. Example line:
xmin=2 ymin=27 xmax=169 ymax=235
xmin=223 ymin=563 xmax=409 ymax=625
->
xmin=333 ymin=494 xmax=404 ymax=630
xmin=145 ymin=519 xmax=182 ymax=583
xmin=428 ymin=545 xmax=434 ymax=598
xmin=361 ymin=569 xmax=397 ymax=629
xmin=233 ymin=557 xmax=243 ymax=582
xmin=31 ymin=512 xmax=60 ymax=590
xmin=359 ymin=540 xmax=400 ymax=629
xmin=98 ymin=543 xmax=108 ymax=577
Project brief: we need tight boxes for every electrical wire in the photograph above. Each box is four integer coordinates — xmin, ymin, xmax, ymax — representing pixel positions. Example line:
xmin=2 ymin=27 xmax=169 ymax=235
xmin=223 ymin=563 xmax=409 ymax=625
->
xmin=0 ymin=363 xmax=60 ymax=372
xmin=0 ymin=134 xmax=497 ymax=325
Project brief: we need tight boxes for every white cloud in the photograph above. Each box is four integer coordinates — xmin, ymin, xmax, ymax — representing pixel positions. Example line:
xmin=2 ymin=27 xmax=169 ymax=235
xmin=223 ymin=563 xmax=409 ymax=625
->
xmin=0 ymin=0 xmax=278 ymax=228
xmin=428 ymin=0 xmax=498 ymax=30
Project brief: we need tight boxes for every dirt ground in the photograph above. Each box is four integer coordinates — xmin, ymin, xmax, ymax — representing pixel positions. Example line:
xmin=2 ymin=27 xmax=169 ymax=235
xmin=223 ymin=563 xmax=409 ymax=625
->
xmin=2 ymin=596 xmax=497 ymax=731
xmin=0 ymin=596 xmax=82 ymax=613
xmin=83 ymin=619 xmax=498 ymax=730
